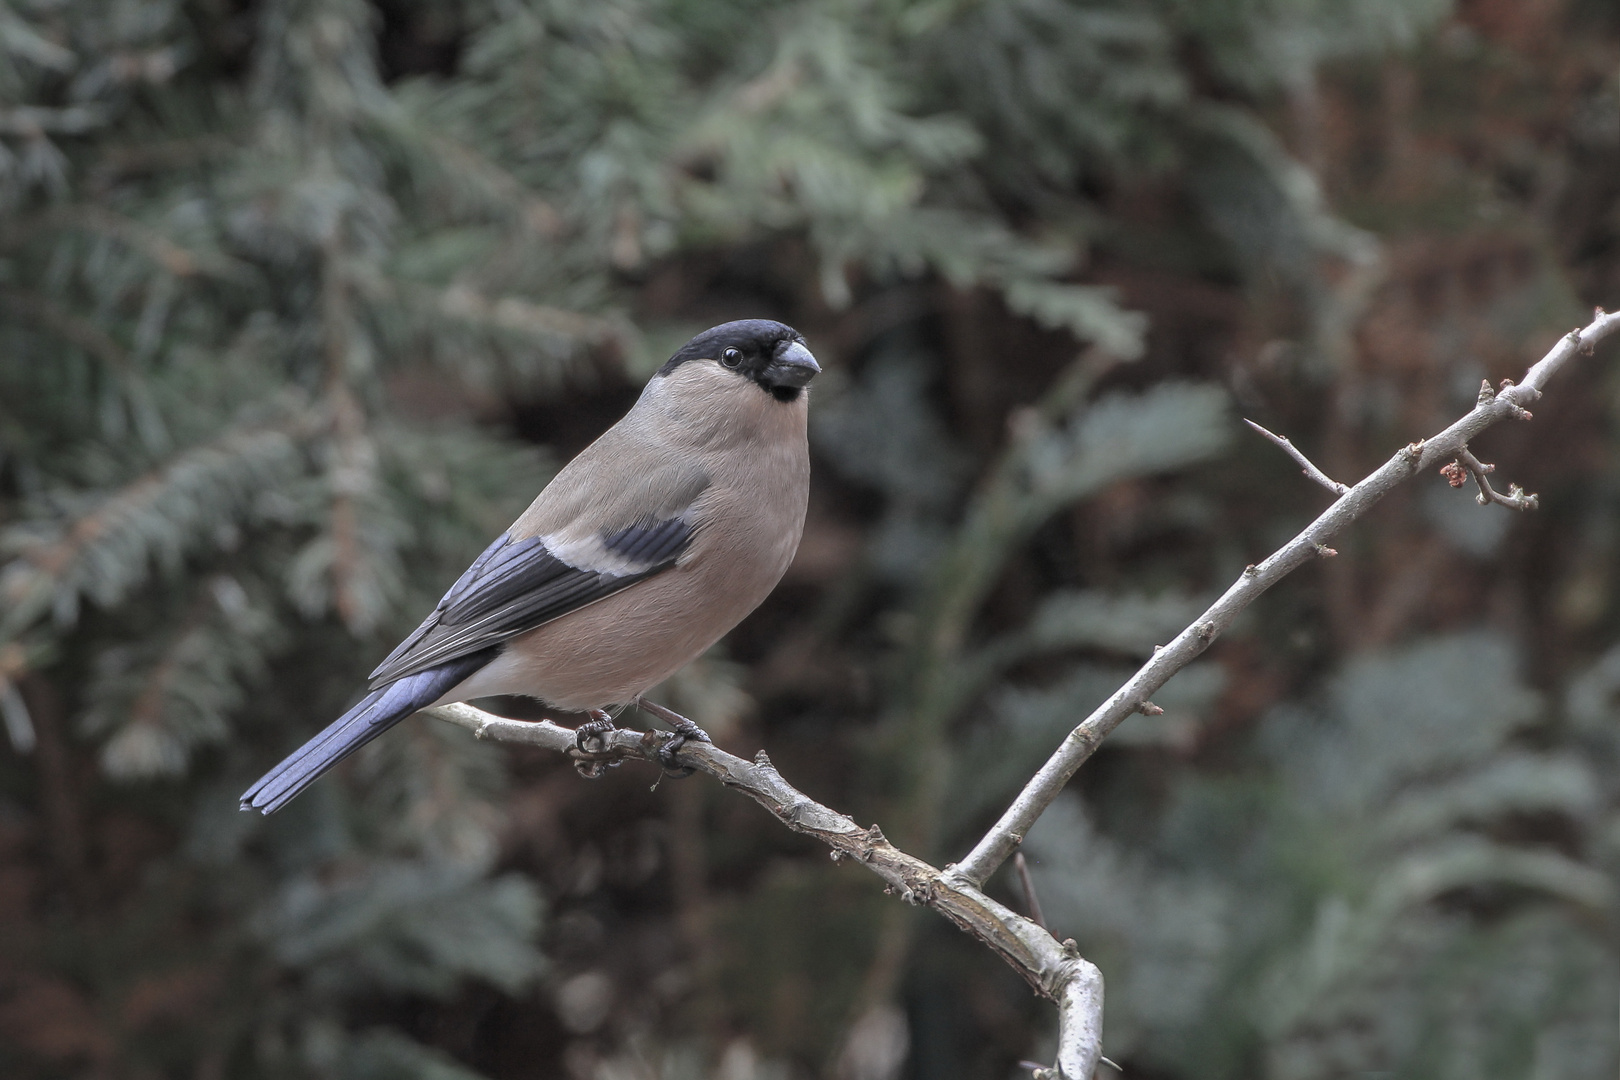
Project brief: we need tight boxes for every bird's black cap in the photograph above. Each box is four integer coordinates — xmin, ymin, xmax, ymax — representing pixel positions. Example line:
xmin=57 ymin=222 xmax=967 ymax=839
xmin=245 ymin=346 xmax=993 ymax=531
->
xmin=656 ymin=319 xmax=819 ymax=400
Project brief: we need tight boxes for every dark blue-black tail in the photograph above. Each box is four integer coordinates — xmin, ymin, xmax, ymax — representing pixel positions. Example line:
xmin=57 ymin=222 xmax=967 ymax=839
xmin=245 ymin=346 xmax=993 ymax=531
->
xmin=240 ymin=649 xmax=496 ymax=814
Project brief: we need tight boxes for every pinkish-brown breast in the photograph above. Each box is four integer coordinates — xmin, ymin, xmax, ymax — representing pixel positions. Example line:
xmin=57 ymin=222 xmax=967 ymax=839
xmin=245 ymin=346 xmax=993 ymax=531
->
xmin=439 ymin=361 xmax=810 ymax=710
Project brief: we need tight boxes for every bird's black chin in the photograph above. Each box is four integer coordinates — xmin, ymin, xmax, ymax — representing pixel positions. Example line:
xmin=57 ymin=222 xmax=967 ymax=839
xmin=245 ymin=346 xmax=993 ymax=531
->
xmin=769 ymin=385 xmax=802 ymax=403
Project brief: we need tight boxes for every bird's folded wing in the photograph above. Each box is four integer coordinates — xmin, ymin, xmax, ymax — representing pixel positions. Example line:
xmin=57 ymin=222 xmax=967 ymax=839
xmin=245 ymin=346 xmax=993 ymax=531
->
xmin=366 ymin=513 xmax=698 ymax=688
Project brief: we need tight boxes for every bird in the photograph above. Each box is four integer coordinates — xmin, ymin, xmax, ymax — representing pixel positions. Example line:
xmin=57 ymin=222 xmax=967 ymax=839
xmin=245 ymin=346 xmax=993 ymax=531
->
xmin=241 ymin=319 xmax=819 ymax=814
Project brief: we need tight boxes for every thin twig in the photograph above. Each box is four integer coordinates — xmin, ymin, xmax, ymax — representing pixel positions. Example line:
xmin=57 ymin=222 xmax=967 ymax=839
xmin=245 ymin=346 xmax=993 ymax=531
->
xmin=425 ymin=701 xmax=1106 ymax=1079
xmin=417 ymin=307 xmax=1620 ymax=1080
xmin=633 ymin=697 xmax=689 ymax=728
xmin=1014 ymin=852 xmax=1047 ymax=931
xmin=1243 ymin=418 xmax=1349 ymax=496
xmin=1455 ymin=448 xmax=1539 ymax=511
xmin=952 ymin=308 xmax=1620 ymax=891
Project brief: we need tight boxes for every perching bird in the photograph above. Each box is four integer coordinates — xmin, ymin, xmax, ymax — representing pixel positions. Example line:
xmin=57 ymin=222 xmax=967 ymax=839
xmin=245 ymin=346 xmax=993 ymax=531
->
xmin=241 ymin=319 xmax=818 ymax=814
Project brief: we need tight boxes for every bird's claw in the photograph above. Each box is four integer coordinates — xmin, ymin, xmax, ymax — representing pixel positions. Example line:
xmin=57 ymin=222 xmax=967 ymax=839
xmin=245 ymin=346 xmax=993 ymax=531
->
xmin=573 ymin=710 xmax=622 ymax=779
xmin=657 ymin=715 xmax=712 ymax=778
xmin=576 ymin=710 xmax=617 ymax=753
xmin=574 ymin=757 xmax=619 ymax=779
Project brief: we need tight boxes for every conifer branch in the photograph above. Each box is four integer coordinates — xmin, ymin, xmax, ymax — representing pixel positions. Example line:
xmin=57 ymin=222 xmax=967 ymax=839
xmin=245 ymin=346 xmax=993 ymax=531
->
xmin=952 ymin=307 xmax=1620 ymax=891
xmin=382 ymin=120 xmax=561 ymax=236
xmin=87 ymin=136 xmax=232 ymax=187
xmin=428 ymin=284 xmax=633 ymax=352
xmin=0 ymin=287 xmax=133 ymax=371
xmin=320 ymin=237 xmax=377 ymax=633
xmin=0 ymin=104 xmax=108 ymax=135
xmin=39 ymin=205 xmax=247 ymax=282
xmin=0 ymin=415 xmax=311 ymax=637
xmin=0 ymin=643 xmax=35 ymax=753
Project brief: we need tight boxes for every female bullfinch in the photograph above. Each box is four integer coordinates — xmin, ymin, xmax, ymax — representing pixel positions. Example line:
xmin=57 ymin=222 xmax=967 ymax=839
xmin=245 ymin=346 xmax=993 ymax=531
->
xmin=242 ymin=319 xmax=818 ymax=813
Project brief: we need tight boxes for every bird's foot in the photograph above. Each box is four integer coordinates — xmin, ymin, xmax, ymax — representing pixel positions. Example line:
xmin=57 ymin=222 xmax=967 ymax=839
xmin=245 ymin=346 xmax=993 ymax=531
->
xmin=576 ymin=709 xmax=617 ymax=752
xmin=636 ymin=699 xmax=712 ymax=778
xmin=658 ymin=718 xmax=712 ymax=777
xmin=573 ymin=710 xmax=621 ymax=779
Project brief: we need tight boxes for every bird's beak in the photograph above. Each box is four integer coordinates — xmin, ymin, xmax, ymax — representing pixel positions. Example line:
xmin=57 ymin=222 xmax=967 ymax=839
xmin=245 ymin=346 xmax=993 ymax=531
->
xmin=764 ymin=339 xmax=821 ymax=389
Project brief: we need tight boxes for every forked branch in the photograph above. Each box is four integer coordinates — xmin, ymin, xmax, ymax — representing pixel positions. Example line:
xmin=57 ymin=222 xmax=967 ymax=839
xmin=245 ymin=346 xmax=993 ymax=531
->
xmin=424 ymin=307 xmax=1618 ymax=1080
xmin=1440 ymin=446 xmax=1540 ymax=511
xmin=426 ymin=701 xmax=1104 ymax=1080
xmin=951 ymin=310 xmax=1620 ymax=904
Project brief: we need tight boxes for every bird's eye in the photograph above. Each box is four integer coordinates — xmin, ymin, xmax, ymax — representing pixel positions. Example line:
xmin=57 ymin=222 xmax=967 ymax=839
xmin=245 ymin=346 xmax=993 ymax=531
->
xmin=721 ymin=347 xmax=743 ymax=368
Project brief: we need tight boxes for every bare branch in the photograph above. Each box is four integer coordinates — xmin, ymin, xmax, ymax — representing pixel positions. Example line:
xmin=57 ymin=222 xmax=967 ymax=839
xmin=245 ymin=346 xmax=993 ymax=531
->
xmin=1014 ymin=852 xmax=1047 ymax=931
xmin=1243 ymin=418 xmax=1349 ymax=495
xmin=1053 ymin=964 xmax=1106 ymax=1080
xmin=426 ymin=701 xmax=1106 ymax=1079
xmin=1444 ymin=448 xmax=1540 ymax=511
xmin=412 ymin=306 xmax=1619 ymax=1080
xmin=952 ymin=307 xmax=1620 ymax=890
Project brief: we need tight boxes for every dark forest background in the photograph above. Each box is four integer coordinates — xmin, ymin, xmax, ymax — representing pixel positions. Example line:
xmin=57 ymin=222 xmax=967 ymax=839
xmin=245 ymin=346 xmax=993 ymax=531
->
xmin=2 ymin=0 xmax=1619 ymax=1077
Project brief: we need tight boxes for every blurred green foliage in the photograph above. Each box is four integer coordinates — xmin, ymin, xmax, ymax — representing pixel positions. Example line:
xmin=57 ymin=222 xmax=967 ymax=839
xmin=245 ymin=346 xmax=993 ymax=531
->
xmin=1 ymin=0 xmax=1617 ymax=1078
